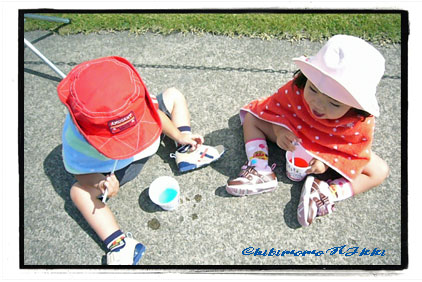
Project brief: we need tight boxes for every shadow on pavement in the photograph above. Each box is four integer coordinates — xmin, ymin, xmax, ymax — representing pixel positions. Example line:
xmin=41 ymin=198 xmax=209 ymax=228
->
xmin=283 ymin=183 xmax=303 ymax=229
xmin=23 ymin=68 xmax=62 ymax=82
xmin=203 ymin=114 xmax=290 ymax=180
xmin=200 ymin=114 xmax=304 ymax=228
xmin=24 ymin=22 xmax=70 ymax=45
xmin=202 ymin=114 xmax=246 ymax=179
xmin=138 ymin=187 xmax=166 ymax=213
xmin=214 ymin=185 xmax=235 ymax=198
xmin=154 ymin=115 xmax=245 ymax=178
xmin=154 ymin=136 xmax=181 ymax=176
xmin=43 ymin=145 xmax=108 ymax=254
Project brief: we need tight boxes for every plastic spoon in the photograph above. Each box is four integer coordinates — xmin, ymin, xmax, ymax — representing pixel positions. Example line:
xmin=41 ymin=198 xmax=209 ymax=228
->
xmin=291 ymin=141 xmax=299 ymax=166
xmin=102 ymin=160 xmax=118 ymax=203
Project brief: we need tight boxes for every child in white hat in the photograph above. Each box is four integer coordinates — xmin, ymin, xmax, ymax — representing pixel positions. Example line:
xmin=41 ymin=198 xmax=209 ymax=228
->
xmin=226 ymin=35 xmax=389 ymax=227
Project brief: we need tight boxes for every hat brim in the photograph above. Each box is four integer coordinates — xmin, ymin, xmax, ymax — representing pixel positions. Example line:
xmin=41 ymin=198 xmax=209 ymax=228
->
xmin=293 ymin=56 xmax=380 ymax=117
xmin=57 ymin=57 xmax=162 ymax=159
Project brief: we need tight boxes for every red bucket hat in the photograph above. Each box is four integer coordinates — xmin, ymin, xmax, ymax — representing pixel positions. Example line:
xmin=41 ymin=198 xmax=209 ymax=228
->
xmin=57 ymin=56 xmax=162 ymax=159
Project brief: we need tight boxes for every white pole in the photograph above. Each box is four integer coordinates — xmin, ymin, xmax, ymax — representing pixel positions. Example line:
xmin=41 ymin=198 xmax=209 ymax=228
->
xmin=24 ymin=38 xmax=66 ymax=79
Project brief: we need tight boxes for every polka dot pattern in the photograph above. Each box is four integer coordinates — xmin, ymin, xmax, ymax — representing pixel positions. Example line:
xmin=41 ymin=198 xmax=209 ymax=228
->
xmin=240 ymin=79 xmax=375 ymax=180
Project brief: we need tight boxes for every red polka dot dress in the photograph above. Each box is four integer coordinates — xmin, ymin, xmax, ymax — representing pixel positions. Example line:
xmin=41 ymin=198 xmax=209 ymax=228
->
xmin=240 ymin=79 xmax=375 ymax=181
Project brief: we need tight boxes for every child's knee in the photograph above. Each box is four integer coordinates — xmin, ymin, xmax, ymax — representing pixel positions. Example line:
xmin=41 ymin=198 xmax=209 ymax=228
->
xmin=162 ymin=87 xmax=186 ymax=110
xmin=70 ymin=182 xmax=93 ymax=203
xmin=70 ymin=183 xmax=82 ymax=203
xmin=379 ymin=158 xmax=390 ymax=181
xmin=367 ymin=153 xmax=389 ymax=185
xmin=371 ymin=157 xmax=389 ymax=186
xmin=164 ymin=87 xmax=184 ymax=100
xmin=243 ymin=112 xmax=256 ymax=125
xmin=243 ymin=112 xmax=266 ymax=129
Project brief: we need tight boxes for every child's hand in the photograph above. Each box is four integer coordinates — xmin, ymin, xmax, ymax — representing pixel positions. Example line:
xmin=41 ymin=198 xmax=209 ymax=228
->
xmin=99 ymin=173 xmax=120 ymax=199
xmin=177 ymin=132 xmax=204 ymax=151
xmin=306 ymin=159 xmax=328 ymax=175
xmin=273 ymin=126 xmax=301 ymax=151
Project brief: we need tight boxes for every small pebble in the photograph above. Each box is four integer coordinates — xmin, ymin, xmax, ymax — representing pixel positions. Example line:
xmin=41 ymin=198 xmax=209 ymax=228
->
xmin=194 ymin=194 xmax=202 ymax=203
xmin=147 ymin=218 xmax=161 ymax=230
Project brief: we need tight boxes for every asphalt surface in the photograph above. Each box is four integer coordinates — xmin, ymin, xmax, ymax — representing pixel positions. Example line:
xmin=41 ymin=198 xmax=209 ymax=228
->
xmin=23 ymin=30 xmax=403 ymax=267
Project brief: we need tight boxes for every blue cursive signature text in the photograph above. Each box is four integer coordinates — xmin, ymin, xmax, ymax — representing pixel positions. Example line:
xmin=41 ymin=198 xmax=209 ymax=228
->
xmin=242 ymin=245 xmax=386 ymax=257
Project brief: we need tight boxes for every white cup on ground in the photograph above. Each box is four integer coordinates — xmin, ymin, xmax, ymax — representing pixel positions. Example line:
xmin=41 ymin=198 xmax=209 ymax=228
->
xmin=285 ymin=145 xmax=313 ymax=182
xmin=148 ymin=176 xmax=180 ymax=211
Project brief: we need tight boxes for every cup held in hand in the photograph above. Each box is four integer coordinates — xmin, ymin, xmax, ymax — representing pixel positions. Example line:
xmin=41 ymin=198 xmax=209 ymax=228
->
xmin=285 ymin=145 xmax=313 ymax=181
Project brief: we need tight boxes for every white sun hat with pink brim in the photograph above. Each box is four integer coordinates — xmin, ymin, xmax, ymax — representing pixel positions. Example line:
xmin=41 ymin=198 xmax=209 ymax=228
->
xmin=293 ymin=34 xmax=385 ymax=117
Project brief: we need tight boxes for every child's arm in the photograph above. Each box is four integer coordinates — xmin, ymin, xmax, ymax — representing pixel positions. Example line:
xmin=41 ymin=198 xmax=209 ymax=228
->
xmin=157 ymin=110 xmax=204 ymax=149
xmin=272 ymin=124 xmax=301 ymax=151
xmin=271 ymin=124 xmax=328 ymax=174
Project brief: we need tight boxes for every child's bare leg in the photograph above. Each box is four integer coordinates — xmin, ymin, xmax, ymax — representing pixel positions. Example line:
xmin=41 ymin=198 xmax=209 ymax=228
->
xmin=350 ymin=152 xmax=389 ymax=195
xmin=243 ymin=112 xmax=277 ymax=143
xmin=324 ymin=152 xmax=389 ymax=203
xmin=161 ymin=87 xmax=191 ymax=128
xmin=240 ymin=112 xmax=280 ymax=171
xmin=226 ymin=112 xmax=278 ymax=196
xmin=161 ymin=87 xmax=207 ymax=149
xmin=70 ymin=174 xmax=120 ymax=241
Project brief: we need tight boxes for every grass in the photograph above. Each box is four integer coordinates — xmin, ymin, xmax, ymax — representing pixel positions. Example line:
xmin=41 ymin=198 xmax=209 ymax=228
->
xmin=23 ymin=13 xmax=403 ymax=44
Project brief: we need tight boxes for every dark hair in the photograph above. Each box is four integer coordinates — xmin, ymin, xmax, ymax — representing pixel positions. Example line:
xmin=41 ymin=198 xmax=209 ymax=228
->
xmin=292 ymin=70 xmax=372 ymax=120
xmin=292 ymin=69 xmax=308 ymax=89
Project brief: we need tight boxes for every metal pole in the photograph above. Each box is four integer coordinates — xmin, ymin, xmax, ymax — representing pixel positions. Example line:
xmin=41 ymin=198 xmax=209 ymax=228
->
xmin=24 ymin=14 xmax=70 ymax=24
xmin=24 ymin=38 xmax=66 ymax=79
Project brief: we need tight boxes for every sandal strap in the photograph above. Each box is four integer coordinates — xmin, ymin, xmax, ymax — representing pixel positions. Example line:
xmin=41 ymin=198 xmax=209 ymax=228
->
xmin=310 ymin=179 xmax=335 ymax=216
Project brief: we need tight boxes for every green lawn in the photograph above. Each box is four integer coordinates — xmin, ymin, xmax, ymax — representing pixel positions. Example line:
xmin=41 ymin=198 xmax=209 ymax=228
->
xmin=23 ymin=13 xmax=402 ymax=44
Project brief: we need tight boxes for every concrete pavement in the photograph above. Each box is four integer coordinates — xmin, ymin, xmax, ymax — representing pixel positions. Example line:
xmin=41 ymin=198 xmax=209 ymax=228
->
xmin=23 ymin=30 xmax=403 ymax=267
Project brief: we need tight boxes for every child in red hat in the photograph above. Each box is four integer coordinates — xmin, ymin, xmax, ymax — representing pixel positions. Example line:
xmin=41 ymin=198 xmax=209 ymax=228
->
xmin=58 ymin=56 xmax=224 ymax=265
xmin=226 ymin=35 xmax=389 ymax=227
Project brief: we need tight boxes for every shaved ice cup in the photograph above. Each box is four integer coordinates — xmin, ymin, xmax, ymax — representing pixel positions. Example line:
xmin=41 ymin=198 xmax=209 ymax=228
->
xmin=285 ymin=145 xmax=313 ymax=182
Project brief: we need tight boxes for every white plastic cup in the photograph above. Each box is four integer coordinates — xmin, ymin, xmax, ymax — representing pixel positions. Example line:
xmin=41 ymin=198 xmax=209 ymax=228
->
xmin=148 ymin=176 xmax=180 ymax=211
xmin=285 ymin=145 xmax=313 ymax=182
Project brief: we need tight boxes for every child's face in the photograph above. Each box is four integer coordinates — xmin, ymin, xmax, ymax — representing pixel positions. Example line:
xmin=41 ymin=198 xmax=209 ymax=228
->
xmin=303 ymin=80 xmax=351 ymax=120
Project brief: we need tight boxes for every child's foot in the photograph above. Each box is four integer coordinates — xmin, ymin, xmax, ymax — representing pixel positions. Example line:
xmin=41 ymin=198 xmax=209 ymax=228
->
xmin=170 ymin=144 xmax=225 ymax=173
xmin=106 ymin=233 xmax=146 ymax=265
xmin=226 ymin=162 xmax=277 ymax=196
xmin=297 ymin=176 xmax=335 ymax=227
